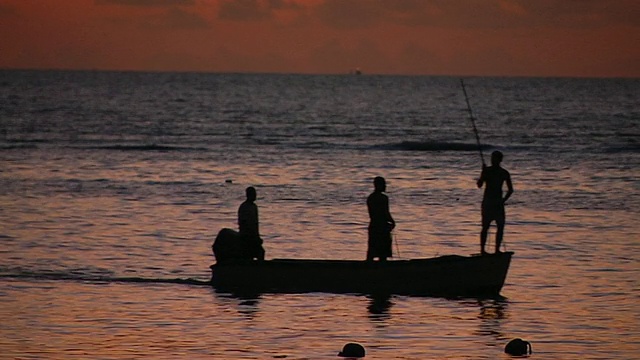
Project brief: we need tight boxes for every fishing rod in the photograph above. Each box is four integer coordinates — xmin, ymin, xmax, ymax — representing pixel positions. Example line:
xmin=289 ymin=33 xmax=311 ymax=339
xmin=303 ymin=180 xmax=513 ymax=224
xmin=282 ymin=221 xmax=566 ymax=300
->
xmin=393 ymin=231 xmax=401 ymax=259
xmin=460 ymin=79 xmax=485 ymax=166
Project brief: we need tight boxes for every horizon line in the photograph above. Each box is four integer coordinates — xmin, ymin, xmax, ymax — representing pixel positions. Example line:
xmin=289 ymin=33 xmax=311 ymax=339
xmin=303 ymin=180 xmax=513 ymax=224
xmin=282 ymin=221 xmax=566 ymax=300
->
xmin=1 ymin=66 xmax=638 ymax=80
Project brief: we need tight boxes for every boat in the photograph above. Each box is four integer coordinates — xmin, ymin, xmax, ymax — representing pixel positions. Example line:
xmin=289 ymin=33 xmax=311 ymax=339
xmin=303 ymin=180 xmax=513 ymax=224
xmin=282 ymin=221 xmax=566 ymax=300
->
xmin=210 ymin=252 xmax=513 ymax=297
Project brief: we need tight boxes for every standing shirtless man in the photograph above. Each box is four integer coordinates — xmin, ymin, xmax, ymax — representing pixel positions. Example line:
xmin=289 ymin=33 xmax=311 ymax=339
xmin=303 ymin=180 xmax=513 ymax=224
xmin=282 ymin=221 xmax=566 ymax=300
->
xmin=477 ymin=151 xmax=514 ymax=255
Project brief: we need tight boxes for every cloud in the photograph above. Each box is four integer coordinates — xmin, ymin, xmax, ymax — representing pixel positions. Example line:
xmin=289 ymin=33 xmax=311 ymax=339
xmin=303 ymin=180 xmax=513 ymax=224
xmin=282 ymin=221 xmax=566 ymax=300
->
xmin=0 ymin=3 xmax=18 ymax=18
xmin=157 ymin=7 xmax=209 ymax=28
xmin=213 ymin=0 xmax=639 ymax=30
xmin=216 ymin=0 xmax=310 ymax=23
xmin=308 ymin=0 xmax=640 ymax=30
xmin=218 ymin=0 xmax=273 ymax=21
xmin=514 ymin=0 xmax=640 ymax=28
xmin=100 ymin=6 xmax=209 ymax=29
xmin=314 ymin=0 xmax=385 ymax=29
xmin=266 ymin=0 xmax=304 ymax=11
xmin=96 ymin=0 xmax=195 ymax=6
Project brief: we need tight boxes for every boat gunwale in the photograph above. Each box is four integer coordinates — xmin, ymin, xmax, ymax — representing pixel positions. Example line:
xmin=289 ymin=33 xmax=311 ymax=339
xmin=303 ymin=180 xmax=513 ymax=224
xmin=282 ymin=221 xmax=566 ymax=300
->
xmin=210 ymin=251 xmax=513 ymax=268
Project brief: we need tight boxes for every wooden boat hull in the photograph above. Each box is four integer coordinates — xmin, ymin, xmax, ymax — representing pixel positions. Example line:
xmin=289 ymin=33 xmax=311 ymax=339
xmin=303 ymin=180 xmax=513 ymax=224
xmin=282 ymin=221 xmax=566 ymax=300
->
xmin=210 ymin=252 xmax=513 ymax=297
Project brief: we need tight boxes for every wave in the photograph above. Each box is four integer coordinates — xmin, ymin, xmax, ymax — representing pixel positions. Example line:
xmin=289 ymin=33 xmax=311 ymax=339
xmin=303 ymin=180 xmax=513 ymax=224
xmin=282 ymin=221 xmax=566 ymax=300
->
xmin=0 ymin=144 xmax=39 ymax=150
xmin=0 ymin=141 xmax=210 ymax=152
xmin=603 ymin=143 xmax=640 ymax=154
xmin=381 ymin=141 xmax=493 ymax=152
xmin=0 ymin=268 xmax=211 ymax=286
xmin=76 ymin=144 xmax=209 ymax=152
xmin=0 ymin=138 xmax=47 ymax=150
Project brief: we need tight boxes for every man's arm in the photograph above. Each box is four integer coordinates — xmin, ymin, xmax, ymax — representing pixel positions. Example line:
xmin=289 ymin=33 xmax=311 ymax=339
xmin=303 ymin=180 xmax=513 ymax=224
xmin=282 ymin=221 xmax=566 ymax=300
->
xmin=384 ymin=196 xmax=395 ymax=230
xmin=238 ymin=203 xmax=250 ymax=231
xmin=503 ymin=173 xmax=514 ymax=203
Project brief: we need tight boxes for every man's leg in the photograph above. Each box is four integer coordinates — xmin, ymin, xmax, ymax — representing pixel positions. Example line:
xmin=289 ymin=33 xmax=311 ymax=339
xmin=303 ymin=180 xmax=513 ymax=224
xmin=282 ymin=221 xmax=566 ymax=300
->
xmin=495 ymin=216 xmax=505 ymax=253
xmin=480 ymin=218 xmax=490 ymax=255
xmin=366 ymin=231 xmax=374 ymax=261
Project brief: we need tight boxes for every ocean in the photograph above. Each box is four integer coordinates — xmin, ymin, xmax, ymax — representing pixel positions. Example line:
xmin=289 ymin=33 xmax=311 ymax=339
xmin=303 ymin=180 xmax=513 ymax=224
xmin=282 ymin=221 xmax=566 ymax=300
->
xmin=0 ymin=70 xmax=638 ymax=359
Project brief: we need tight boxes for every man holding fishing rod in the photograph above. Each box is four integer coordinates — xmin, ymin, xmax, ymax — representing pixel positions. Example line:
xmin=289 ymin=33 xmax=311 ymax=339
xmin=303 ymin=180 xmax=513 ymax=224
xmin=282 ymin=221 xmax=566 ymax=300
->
xmin=477 ymin=150 xmax=513 ymax=255
xmin=460 ymin=79 xmax=514 ymax=255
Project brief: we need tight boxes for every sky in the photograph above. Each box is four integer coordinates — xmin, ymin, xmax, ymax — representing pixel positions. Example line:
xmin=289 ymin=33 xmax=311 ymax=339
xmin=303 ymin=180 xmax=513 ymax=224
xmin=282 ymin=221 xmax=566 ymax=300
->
xmin=0 ymin=0 xmax=638 ymax=77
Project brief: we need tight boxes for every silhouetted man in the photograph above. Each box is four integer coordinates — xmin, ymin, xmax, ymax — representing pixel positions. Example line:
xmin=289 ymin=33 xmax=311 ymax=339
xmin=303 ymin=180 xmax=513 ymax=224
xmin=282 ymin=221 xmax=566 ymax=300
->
xmin=477 ymin=151 xmax=513 ymax=255
xmin=238 ymin=186 xmax=265 ymax=260
xmin=367 ymin=176 xmax=395 ymax=261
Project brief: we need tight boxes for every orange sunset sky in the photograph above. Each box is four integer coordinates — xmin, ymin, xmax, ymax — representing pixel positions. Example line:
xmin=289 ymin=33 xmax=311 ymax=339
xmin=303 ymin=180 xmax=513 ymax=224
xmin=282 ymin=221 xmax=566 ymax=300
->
xmin=1 ymin=0 xmax=638 ymax=77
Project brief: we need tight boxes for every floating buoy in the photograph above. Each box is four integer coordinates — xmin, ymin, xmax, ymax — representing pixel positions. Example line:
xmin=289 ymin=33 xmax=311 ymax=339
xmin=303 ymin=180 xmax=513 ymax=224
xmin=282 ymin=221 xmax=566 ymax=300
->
xmin=338 ymin=342 xmax=365 ymax=358
xmin=505 ymin=338 xmax=532 ymax=356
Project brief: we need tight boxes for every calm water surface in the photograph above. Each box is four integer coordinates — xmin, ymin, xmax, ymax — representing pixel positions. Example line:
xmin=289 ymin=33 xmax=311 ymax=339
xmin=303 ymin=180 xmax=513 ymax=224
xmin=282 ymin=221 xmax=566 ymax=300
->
xmin=0 ymin=71 xmax=638 ymax=359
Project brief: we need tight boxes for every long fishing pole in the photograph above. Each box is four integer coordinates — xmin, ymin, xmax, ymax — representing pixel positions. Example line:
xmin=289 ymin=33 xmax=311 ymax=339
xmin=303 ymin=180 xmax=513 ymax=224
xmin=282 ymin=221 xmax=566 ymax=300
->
xmin=460 ymin=79 xmax=485 ymax=166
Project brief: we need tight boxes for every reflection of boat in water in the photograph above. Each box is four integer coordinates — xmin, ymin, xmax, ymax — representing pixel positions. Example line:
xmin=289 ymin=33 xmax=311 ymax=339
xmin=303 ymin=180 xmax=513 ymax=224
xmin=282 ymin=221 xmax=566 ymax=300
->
xmin=210 ymin=252 xmax=512 ymax=297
